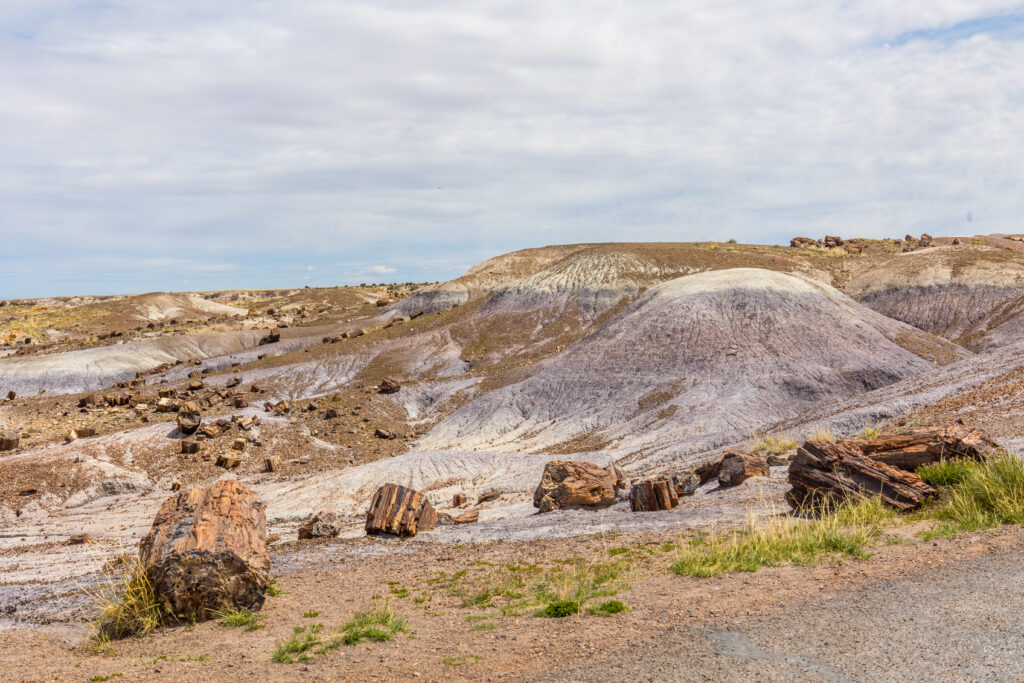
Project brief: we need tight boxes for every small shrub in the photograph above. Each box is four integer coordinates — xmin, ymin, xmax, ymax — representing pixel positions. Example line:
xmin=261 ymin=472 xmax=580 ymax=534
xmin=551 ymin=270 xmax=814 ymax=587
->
xmin=537 ymin=600 xmax=579 ymax=618
xmin=266 ymin=578 xmax=285 ymax=597
xmin=860 ymin=426 xmax=882 ymax=440
xmin=303 ymin=610 xmax=321 ymax=618
xmin=89 ymin=553 xmax=162 ymax=641
xmin=272 ymin=624 xmax=324 ymax=663
xmin=588 ymin=600 xmax=628 ymax=616
xmin=751 ymin=435 xmax=798 ymax=456
xmin=917 ymin=460 xmax=973 ymax=488
xmin=810 ymin=429 xmax=835 ymax=443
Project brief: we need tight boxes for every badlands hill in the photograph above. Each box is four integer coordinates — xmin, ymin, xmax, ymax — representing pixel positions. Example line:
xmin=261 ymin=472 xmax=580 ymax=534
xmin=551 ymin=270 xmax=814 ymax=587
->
xmin=3 ymin=235 xmax=1024 ymax=630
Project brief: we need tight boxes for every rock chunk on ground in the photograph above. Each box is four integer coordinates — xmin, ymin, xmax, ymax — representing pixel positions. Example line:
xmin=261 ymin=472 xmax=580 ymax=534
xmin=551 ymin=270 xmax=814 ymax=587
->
xmin=718 ymin=451 xmax=769 ymax=487
xmin=0 ymin=430 xmax=19 ymax=452
xmin=453 ymin=509 xmax=480 ymax=524
xmin=452 ymin=493 xmax=467 ymax=507
xmin=694 ymin=456 xmax=724 ymax=485
xmin=845 ymin=421 xmax=1000 ymax=471
xmin=177 ymin=401 xmax=202 ymax=435
xmin=670 ymin=472 xmax=699 ymax=497
xmin=365 ymin=483 xmax=437 ymax=537
xmin=298 ymin=510 xmax=342 ymax=539
xmin=378 ymin=377 xmax=401 ymax=394
xmin=533 ymin=460 xmax=618 ymax=513
xmin=630 ymin=477 xmax=679 ymax=512
xmin=139 ymin=479 xmax=269 ymax=621
xmin=477 ymin=490 xmax=500 ymax=504
xmin=787 ymin=440 xmax=935 ymax=511
xmin=264 ymin=456 xmax=282 ymax=472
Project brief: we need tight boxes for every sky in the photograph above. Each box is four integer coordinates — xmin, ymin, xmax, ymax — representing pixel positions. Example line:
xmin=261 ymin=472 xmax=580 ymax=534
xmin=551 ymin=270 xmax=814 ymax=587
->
xmin=2 ymin=1 xmax=1024 ymax=298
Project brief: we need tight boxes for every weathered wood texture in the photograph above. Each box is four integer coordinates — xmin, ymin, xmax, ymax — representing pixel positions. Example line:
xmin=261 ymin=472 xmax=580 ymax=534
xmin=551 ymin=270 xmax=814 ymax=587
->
xmin=718 ymin=451 xmax=769 ymax=487
xmin=365 ymin=483 xmax=437 ymax=537
xmin=845 ymin=421 xmax=1001 ymax=471
xmin=787 ymin=440 xmax=936 ymax=511
xmin=629 ymin=477 xmax=679 ymax=512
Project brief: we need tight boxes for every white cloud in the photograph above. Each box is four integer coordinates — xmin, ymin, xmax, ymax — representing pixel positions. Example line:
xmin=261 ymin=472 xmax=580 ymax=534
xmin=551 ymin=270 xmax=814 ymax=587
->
xmin=368 ymin=265 xmax=396 ymax=275
xmin=1 ymin=1 xmax=1023 ymax=295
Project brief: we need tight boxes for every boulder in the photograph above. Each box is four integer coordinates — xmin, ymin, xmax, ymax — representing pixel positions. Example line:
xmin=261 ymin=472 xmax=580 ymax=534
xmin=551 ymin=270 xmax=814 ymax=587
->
xmin=533 ymin=460 xmax=618 ymax=513
xmin=790 ymin=236 xmax=815 ymax=248
xmin=365 ymin=483 xmax=437 ymax=537
xmin=718 ymin=451 xmax=769 ymax=487
xmin=298 ymin=510 xmax=342 ymax=539
xmin=139 ymin=480 xmax=269 ymax=620
xmin=378 ymin=377 xmax=401 ymax=394
xmin=824 ymin=235 xmax=844 ymax=248
xmin=177 ymin=401 xmax=202 ymax=435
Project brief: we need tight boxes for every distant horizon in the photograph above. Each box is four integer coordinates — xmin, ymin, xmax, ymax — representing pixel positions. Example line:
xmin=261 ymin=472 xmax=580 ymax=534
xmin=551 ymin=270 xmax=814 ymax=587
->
xmin=3 ymin=2 xmax=1020 ymax=298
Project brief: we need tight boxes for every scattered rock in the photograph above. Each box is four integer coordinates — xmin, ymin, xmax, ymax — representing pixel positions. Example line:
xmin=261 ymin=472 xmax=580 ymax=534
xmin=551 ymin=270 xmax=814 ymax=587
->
xmin=790 ymin=236 xmax=815 ymax=247
xmin=177 ymin=401 xmax=202 ymax=435
xmin=533 ymin=460 xmax=618 ymax=513
xmin=231 ymin=438 xmax=246 ymax=452
xmin=260 ymin=327 xmax=281 ymax=345
xmin=670 ymin=472 xmax=699 ymax=497
xmin=694 ymin=456 xmax=724 ymax=485
xmin=233 ymin=397 xmax=248 ymax=409
xmin=187 ymin=380 xmax=204 ymax=392
xmin=264 ymin=456 xmax=282 ymax=473
xmin=298 ymin=510 xmax=342 ymax=539
xmin=216 ymin=454 xmax=241 ymax=469
xmin=68 ymin=533 xmax=89 ymax=544
xmin=181 ymin=440 xmax=201 ymax=455
xmin=139 ymin=479 xmax=269 ymax=620
xmin=378 ymin=377 xmax=401 ymax=394
xmin=365 ymin=483 xmax=437 ymax=537
xmin=477 ymin=490 xmax=500 ymax=504
xmin=452 ymin=493 xmax=467 ymax=507
xmin=453 ymin=509 xmax=479 ymax=524
xmin=718 ymin=451 xmax=769 ymax=487
xmin=5 ymin=391 xmax=15 ymax=401
xmin=78 ymin=393 xmax=98 ymax=408
xmin=324 ymin=408 xmax=338 ymax=419
xmin=409 ymin=309 xmax=424 ymax=319
xmin=374 ymin=428 xmax=397 ymax=439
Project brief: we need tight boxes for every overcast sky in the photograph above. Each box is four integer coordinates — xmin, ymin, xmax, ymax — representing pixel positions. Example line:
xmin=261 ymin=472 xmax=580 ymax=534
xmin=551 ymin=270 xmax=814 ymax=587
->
xmin=2 ymin=1 xmax=1023 ymax=297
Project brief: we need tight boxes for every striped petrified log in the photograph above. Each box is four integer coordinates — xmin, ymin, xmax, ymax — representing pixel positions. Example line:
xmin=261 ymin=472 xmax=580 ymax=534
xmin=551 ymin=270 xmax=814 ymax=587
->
xmin=844 ymin=421 xmax=1000 ymax=471
xmin=365 ymin=483 xmax=437 ymax=537
xmin=630 ymin=477 xmax=679 ymax=512
xmin=787 ymin=440 xmax=935 ymax=512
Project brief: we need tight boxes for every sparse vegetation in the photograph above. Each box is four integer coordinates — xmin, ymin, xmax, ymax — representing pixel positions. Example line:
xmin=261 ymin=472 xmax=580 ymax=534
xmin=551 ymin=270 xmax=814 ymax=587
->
xmin=751 ymin=435 xmax=798 ymax=455
xmin=443 ymin=654 xmax=481 ymax=666
xmin=88 ymin=552 xmax=163 ymax=641
xmin=537 ymin=600 xmax=579 ymax=618
xmin=266 ymin=577 xmax=284 ymax=596
xmin=587 ymin=599 xmax=629 ymax=616
xmin=925 ymin=454 xmax=1024 ymax=532
xmin=860 ymin=426 xmax=882 ymax=440
xmin=217 ymin=607 xmax=265 ymax=631
xmin=303 ymin=610 xmax=321 ymax=618
xmin=810 ymin=429 xmax=835 ymax=443
xmin=272 ymin=624 xmax=326 ymax=663
xmin=340 ymin=603 xmax=409 ymax=645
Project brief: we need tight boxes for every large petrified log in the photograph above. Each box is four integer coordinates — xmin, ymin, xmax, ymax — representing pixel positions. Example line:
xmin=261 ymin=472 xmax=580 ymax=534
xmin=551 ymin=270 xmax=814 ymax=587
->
xmin=694 ymin=456 xmax=724 ymax=485
xmin=787 ymin=440 xmax=935 ymax=511
xmin=176 ymin=401 xmax=202 ymax=436
xmin=533 ymin=460 xmax=619 ymax=513
xmin=845 ymin=421 xmax=1000 ymax=471
xmin=630 ymin=477 xmax=679 ymax=512
xmin=365 ymin=483 xmax=437 ymax=537
xmin=718 ymin=451 xmax=769 ymax=487
xmin=139 ymin=480 xmax=270 ymax=620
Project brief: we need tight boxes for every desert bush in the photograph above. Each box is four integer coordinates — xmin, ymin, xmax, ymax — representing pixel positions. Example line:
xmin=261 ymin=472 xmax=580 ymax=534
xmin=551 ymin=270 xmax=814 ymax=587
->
xmin=751 ymin=435 xmax=798 ymax=455
xmin=89 ymin=551 xmax=162 ymax=641
xmin=930 ymin=454 xmax=1024 ymax=531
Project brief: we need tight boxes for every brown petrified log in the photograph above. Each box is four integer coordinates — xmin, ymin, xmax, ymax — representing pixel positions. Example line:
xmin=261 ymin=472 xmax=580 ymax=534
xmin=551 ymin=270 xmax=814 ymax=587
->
xmin=717 ymin=451 xmax=769 ymax=487
xmin=365 ymin=483 xmax=437 ymax=537
xmin=629 ymin=477 xmax=679 ymax=512
xmin=787 ymin=440 xmax=935 ymax=512
xmin=845 ymin=421 xmax=1000 ymax=471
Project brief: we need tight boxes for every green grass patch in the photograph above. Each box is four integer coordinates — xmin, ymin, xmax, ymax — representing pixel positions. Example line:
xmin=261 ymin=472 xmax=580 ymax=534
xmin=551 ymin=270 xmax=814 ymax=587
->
xmin=588 ymin=600 xmax=628 ymax=617
xmin=217 ymin=607 xmax=265 ymax=631
xmin=917 ymin=460 xmax=974 ymax=488
xmin=443 ymin=654 xmax=481 ymax=666
xmin=536 ymin=600 xmax=579 ymax=618
xmin=751 ymin=435 xmax=798 ymax=456
xmin=470 ymin=622 xmax=497 ymax=631
xmin=340 ymin=604 xmax=409 ymax=645
xmin=928 ymin=454 xmax=1024 ymax=531
xmin=266 ymin=578 xmax=285 ymax=597
xmin=272 ymin=624 xmax=326 ymax=663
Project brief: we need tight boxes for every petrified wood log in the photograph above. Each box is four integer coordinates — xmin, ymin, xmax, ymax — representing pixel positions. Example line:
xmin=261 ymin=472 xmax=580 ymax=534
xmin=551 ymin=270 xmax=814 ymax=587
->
xmin=787 ymin=440 xmax=935 ymax=511
xmin=140 ymin=479 xmax=269 ymax=620
xmin=177 ymin=401 xmax=202 ymax=435
xmin=718 ymin=452 xmax=769 ymax=487
xmin=0 ymin=430 xmax=19 ymax=452
xmin=533 ymin=461 xmax=618 ymax=513
xmin=694 ymin=456 xmax=724 ymax=485
xmin=365 ymin=483 xmax=436 ymax=537
xmin=845 ymin=422 xmax=1000 ymax=471
xmin=630 ymin=477 xmax=679 ymax=512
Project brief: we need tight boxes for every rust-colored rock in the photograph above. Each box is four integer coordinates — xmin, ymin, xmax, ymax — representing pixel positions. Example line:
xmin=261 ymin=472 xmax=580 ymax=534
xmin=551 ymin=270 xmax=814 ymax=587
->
xmin=452 ymin=493 xmax=467 ymax=507
xmin=216 ymin=454 xmax=241 ymax=469
xmin=453 ymin=509 xmax=479 ymax=524
xmin=0 ymin=430 xmax=19 ymax=452
xmin=298 ymin=510 xmax=342 ymax=539
xmin=378 ymin=377 xmax=401 ymax=394
xmin=181 ymin=440 xmax=200 ymax=455
xmin=477 ymin=490 xmax=500 ymax=504
xmin=790 ymin=236 xmax=815 ymax=247
xmin=718 ymin=451 xmax=769 ymax=487
xmin=787 ymin=440 xmax=936 ymax=511
xmin=78 ymin=393 xmax=98 ymax=408
xmin=694 ymin=456 xmax=724 ymax=485
xmin=260 ymin=327 xmax=280 ymax=345
xmin=409 ymin=309 xmax=424 ymax=319
xmin=177 ymin=401 xmax=202 ymax=435
xmin=533 ymin=460 xmax=618 ymax=513
xmin=139 ymin=479 xmax=269 ymax=620
xmin=630 ymin=477 xmax=679 ymax=512
xmin=231 ymin=438 xmax=246 ymax=452
xmin=365 ymin=483 xmax=437 ymax=537
xmin=845 ymin=421 xmax=1000 ymax=471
